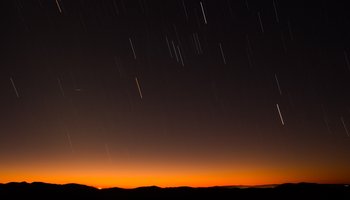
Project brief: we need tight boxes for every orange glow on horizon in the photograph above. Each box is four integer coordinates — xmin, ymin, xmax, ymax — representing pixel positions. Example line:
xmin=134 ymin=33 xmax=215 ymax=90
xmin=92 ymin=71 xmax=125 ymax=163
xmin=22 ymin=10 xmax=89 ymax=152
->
xmin=2 ymin=162 xmax=350 ymax=189
xmin=2 ymin=141 xmax=350 ymax=189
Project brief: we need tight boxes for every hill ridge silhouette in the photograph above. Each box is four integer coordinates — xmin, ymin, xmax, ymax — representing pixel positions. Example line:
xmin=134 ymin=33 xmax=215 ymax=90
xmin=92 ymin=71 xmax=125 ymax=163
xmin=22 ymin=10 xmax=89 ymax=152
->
xmin=1 ymin=181 xmax=349 ymax=199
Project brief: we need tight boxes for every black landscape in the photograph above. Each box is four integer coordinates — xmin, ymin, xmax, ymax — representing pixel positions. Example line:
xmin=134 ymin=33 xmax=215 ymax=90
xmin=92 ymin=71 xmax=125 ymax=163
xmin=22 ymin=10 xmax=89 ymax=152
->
xmin=0 ymin=182 xmax=349 ymax=200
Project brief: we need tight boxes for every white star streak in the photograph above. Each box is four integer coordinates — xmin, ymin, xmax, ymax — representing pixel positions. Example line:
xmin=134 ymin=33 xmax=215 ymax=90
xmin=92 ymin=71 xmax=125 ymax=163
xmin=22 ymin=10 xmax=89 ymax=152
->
xmin=10 ymin=77 xmax=19 ymax=98
xmin=66 ymin=131 xmax=74 ymax=153
xmin=272 ymin=0 xmax=279 ymax=23
xmin=55 ymin=0 xmax=62 ymax=13
xmin=135 ymin=77 xmax=143 ymax=99
xmin=274 ymin=74 xmax=282 ymax=95
xmin=57 ymin=78 xmax=65 ymax=97
xmin=129 ymin=38 xmax=136 ymax=59
xmin=172 ymin=41 xmax=179 ymax=62
xmin=200 ymin=2 xmax=207 ymax=24
xmin=165 ymin=36 xmax=173 ymax=58
xmin=177 ymin=45 xmax=184 ymax=66
xmin=341 ymin=117 xmax=350 ymax=137
xmin=219 ymin=43 xmax=226 ymax=64
xmin=276 ymin=103 xmax=285 ymax=125
xmin=182 ymin=0 xmax=189 ymax=20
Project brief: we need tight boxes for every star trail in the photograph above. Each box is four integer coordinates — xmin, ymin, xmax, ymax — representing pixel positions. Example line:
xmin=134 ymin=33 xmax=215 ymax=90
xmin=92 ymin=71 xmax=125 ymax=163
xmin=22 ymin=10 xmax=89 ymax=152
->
xmin=1 ymin=0 xmax=350 ymax=188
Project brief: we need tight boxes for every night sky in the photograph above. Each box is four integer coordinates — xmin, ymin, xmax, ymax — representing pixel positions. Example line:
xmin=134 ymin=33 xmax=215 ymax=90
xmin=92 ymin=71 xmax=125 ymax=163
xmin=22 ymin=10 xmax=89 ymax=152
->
xmin=1 ymin=0 xmax=350 ymax=188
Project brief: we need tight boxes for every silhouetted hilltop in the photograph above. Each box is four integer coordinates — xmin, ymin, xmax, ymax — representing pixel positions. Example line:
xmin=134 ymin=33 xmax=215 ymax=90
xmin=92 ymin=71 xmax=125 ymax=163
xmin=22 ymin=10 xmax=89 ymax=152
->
xmin=0 ymin=182 xmax=99 ymax=199
xmin=0 ymin=182 xmax=349 ymax=200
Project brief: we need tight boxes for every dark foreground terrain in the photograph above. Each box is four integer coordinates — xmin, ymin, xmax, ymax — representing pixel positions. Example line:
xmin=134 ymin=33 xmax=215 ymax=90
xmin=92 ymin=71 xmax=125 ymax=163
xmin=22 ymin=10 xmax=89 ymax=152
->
xmin=0 ymin=182 xmax=349 ymax=200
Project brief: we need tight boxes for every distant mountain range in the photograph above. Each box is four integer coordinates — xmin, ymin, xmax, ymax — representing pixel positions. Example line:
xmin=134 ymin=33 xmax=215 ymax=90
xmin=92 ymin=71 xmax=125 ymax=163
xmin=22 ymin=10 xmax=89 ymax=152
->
xmin=0 ymin=182 xmax=349 ymax=199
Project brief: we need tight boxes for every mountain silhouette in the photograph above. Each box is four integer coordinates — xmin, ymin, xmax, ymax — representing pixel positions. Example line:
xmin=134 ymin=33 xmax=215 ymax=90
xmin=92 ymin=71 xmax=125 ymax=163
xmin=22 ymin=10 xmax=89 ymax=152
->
xmin=0 ymin=182 xmax=349 ymax=200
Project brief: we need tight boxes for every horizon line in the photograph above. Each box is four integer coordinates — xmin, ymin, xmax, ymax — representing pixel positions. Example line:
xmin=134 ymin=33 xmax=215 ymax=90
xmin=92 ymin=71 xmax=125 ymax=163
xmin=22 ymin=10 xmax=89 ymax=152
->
xmin=1 ymin=181 xmax=349 ymax=190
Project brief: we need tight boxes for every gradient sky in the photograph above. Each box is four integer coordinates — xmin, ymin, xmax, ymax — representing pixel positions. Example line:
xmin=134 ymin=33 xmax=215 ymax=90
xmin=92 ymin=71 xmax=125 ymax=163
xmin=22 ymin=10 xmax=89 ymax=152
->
xmin=1 ymin=0 xmax=350 ymax=188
